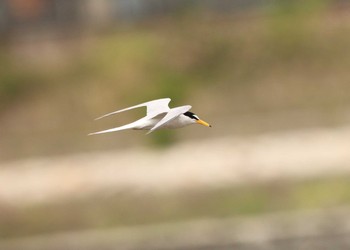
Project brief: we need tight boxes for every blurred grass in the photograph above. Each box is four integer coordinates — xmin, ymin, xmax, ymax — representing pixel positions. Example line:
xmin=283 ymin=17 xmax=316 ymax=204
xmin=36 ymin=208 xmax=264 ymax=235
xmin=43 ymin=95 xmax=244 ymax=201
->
xmin=1 ymin=3 xmax=350 ymax=157
xmin=1 ymin=3 xmax=350 ymax=243
xmin=1 ymin=175 xmax=350 ymax=239
xmin=1 ymin=3 xmax=350 ymax=110
xmin=0 ymin=50 xmax=45 ymax=112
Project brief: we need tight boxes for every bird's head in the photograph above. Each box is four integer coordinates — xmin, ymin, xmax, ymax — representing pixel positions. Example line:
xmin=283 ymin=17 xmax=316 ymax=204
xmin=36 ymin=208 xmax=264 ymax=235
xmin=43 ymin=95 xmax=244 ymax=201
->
xmin=183 ymin=111 xmax=211 ymax=127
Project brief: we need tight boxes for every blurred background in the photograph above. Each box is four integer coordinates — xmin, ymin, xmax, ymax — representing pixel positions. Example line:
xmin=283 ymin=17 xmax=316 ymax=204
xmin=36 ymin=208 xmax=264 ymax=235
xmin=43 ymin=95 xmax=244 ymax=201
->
xmin=1 ymin=0 xmax=350 ymax=249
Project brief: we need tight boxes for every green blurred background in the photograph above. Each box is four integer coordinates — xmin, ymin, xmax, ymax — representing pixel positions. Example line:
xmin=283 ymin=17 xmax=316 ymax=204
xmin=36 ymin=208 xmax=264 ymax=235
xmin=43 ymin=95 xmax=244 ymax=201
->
xmin=1 ymin=0 xmax=350 ymax=249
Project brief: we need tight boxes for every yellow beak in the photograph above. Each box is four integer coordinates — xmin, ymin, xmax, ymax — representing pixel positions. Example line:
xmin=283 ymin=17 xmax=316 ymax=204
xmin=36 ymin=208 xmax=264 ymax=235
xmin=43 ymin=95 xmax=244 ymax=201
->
xmin=196 ymin=119 xmax=212 ymax=127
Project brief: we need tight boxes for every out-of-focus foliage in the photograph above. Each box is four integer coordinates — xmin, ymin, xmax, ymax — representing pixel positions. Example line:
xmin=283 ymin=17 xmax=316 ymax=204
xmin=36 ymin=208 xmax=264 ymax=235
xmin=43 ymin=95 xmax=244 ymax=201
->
xmin=0 ymin=50 xmax=43 ymax=111
xmin=1 ymin=2 xmax=350 ymax=246
xmin=1 ymin=1 xmax=350 ymax=157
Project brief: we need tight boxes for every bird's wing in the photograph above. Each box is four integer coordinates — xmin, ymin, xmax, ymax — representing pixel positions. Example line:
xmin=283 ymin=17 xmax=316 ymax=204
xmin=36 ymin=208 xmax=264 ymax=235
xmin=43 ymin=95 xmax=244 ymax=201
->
xmin=95 ymin=98 xmax=171 ymax=120
xmin=147 ymin=105 xmax=192 ymax=134
xmin=88 ymin=118 xmax=144 ymax=135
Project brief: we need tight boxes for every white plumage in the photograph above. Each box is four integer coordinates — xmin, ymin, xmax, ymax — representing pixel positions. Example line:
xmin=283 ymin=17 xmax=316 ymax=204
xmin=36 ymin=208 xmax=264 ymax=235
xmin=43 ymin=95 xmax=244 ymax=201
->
xmin=89 ymin=98 xmax=211 ymax=135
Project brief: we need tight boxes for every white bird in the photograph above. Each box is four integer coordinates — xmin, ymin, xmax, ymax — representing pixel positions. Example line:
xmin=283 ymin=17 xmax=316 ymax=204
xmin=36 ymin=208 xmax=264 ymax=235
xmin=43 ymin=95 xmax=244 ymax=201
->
xmin=89 ymin=98 xmax=211 ymax=135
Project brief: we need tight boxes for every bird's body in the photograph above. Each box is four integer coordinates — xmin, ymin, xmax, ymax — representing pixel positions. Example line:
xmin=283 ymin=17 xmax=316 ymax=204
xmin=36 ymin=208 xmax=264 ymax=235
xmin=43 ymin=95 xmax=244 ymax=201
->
xmin=89 ymin=98 xmax=211 ymax=135
xmin=132 ymin=113 xmax=196 ymax=130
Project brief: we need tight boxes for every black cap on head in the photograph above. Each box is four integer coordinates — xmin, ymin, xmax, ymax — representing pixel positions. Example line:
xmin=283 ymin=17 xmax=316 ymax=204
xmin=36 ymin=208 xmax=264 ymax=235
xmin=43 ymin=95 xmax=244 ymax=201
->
xmin=184 ymin=111 xmax=199 ymax=120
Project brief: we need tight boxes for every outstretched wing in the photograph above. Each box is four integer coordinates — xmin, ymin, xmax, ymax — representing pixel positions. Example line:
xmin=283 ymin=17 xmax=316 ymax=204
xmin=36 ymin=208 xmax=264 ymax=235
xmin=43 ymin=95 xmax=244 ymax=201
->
xmin=147 ymin=105 xmax=192 ymax=134
xmin=88 ymin=118 xmax=145 ymax=135
xmin=95 ymin=98 xmax=171 ymax=120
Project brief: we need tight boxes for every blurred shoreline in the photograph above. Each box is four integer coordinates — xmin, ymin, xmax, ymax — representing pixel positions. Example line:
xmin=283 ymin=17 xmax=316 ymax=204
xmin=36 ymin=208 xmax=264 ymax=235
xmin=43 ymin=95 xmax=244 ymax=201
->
xmin=1 ymin=207 xmax=350 ymax=250
xmin=1 ymin=124 xmax=349 ymax=206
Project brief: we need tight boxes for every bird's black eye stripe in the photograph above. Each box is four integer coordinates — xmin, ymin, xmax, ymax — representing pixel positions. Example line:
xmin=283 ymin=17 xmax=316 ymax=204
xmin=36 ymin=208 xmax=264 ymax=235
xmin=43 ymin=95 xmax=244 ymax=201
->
xmin=184 ymin=111 xmax=199 ymax=120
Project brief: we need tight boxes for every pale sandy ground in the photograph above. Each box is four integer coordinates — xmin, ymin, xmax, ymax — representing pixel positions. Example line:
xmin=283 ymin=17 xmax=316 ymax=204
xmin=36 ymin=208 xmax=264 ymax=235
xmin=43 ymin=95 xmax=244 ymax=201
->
xmin=0 ymin=125 xmax=350 ymax=206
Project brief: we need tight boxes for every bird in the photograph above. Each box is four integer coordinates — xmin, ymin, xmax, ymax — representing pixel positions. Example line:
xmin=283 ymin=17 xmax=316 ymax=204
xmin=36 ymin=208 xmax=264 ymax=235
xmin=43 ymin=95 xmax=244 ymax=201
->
xmin=89 ymin=98 xmax=211 ymax=135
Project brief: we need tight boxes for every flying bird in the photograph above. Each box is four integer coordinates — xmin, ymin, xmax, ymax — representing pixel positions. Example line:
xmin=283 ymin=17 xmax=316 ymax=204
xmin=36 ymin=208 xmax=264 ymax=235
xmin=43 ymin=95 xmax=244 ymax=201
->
xmin=89 ymin=98 xmax=211 ymax=135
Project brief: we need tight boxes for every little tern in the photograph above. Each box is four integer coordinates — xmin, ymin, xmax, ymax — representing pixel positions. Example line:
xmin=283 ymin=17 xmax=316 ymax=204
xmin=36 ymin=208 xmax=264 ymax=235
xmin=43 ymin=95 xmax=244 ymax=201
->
xmin=89 ymin=98 xmax=211 ymax=135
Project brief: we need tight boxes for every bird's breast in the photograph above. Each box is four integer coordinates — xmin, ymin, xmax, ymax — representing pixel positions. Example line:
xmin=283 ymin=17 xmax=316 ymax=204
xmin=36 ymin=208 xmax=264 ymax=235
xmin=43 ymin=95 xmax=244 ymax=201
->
xmin=161 ymin=115 xmax=192 ymax=129
xmin=133 ymin=117 xmax=161 ymax=130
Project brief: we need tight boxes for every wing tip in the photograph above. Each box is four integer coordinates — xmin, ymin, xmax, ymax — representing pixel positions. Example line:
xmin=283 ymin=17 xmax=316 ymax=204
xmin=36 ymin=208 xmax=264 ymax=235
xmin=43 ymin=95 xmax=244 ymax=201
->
xmin=94 ymin=116 xmax=105 ymax=121
xmin=93 ymin=113 xmax=106 ymax=120
xmin=94 ymin=112 xmax=118 ymax=120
